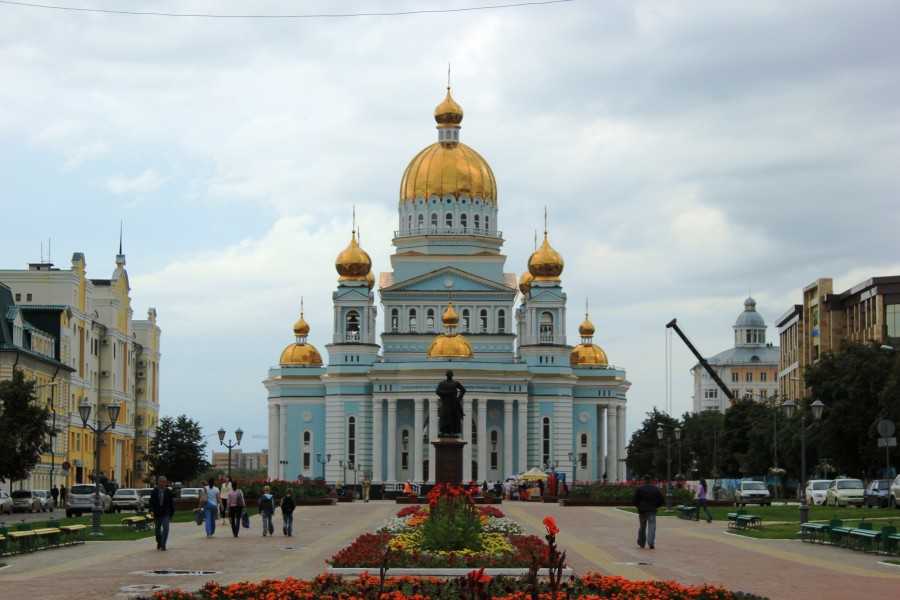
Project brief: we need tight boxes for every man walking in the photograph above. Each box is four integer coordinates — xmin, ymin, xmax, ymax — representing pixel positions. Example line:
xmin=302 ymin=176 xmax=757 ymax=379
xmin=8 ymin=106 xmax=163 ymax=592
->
xmin=50 ymin=485 xmax=59 ymax=510
xmin=632 ymin=475 xmax=664 ymax=549
xmin=362 ymin=477 xmax=370 ymax=503
xmin=149 ymin=476 xmax=176 ymax=551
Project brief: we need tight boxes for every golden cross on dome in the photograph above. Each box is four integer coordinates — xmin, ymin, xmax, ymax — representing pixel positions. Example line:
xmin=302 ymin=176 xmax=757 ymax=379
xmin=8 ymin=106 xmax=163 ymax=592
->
xmin=544 ymin=206 xmax=549 ymax=236
xmin=447 ymin=62 xmax=451 ymax=89
xmin=300 ymin=296 xmax=304 ymax=317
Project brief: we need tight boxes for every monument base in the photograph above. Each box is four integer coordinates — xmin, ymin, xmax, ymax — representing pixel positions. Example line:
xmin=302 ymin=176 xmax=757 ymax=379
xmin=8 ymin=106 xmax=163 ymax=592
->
xmin=431 ymin=438 xmax=466 ymax=484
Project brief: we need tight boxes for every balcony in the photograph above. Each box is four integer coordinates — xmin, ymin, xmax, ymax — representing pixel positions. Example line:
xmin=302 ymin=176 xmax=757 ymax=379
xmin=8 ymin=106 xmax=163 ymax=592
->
xmin=394 ymin=226 xmax=503 ymax=239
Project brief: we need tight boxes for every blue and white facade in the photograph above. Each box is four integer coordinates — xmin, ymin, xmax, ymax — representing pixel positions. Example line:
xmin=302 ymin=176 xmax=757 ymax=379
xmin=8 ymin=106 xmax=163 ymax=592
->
xmin=264 ymin=90 xmax=630 ymax=485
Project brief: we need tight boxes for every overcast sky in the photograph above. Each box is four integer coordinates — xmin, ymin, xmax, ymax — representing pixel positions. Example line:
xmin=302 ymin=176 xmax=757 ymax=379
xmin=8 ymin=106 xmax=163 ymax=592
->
xmin=2 ymin=0 xmax=899 ymax=452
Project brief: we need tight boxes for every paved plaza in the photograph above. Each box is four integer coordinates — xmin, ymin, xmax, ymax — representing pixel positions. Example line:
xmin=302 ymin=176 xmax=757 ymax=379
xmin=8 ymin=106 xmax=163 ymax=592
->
xmin=1 ymin=502 xmax=898 ymax=600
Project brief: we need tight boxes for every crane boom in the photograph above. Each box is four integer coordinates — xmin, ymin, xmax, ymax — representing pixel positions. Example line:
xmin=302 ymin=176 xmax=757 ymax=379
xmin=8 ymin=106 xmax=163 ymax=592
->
xmin=666 ymin=318 xmax=735 ymax=402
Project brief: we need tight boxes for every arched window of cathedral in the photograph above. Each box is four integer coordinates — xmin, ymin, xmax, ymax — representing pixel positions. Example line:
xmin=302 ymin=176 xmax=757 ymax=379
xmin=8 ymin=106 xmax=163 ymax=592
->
xmin=539 ymin=312 xmax=554 ymax=343
xmin=542 ymin=417 xmax=551 ymax=468
xmin=497 ymin=309 xmax=506 ymax=333
xmin=462 ymin=309 xmax=471 ymax=332
xmin=391 ymin=308 xmax=399 ymax=333
xmin=303 ymin=430 xmax=312 ymax=471
xmin=460 ymin=213 xmax=468 ymax=230
xmin=445 ymin=212 xmax=453 ymax=228
xmin=417 ymin=213 xmax=424 ymax=230
xmin=580 ymin=452 xmax=587 ymax=470
xmin=479 ymin=309 xmax=488 ymax=333
xmin=474 ymin=214 xmax=480 ymax=230
xmin=580 ymin=433 xmax=588 ymax=448
xmin=345 ymin=310 xmax=360 ymax=342
xmin=431 ymin=213 xmax=438 ymax=231
xmin=426 ymin=308 xmax=435 ymax=331
xmin=485 ymin=215 xmax=490 ymax=231
xmin=490 ymin=429 xmax=499 ymax=470
xmin=348 ymin=417 xmax=356 ymax=467
xmin=409 ymin=308 xmax=418 ymax=332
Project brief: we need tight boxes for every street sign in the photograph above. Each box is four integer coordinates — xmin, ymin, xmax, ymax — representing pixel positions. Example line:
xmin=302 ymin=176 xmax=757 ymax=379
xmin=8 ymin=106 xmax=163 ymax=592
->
xmin=877 ymin=437 xmax=897 ymax=448
xmin=877 ymin=419 xmax=896 ymax=438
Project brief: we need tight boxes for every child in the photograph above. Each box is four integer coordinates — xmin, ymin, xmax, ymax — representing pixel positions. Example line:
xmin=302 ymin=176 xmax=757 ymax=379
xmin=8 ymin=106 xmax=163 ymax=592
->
xmin=258 ymin=485 xmax=275 ymax=537
xmin=280 ymin=492 xmax=296 ymax=536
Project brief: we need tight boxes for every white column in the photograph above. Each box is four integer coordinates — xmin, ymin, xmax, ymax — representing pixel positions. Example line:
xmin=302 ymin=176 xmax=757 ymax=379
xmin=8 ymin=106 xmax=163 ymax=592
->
xmin=414 ymin=398 xmax=425 ymax=483
xmin=428 ymin=399 xmax=439 ymax=483
xmin=596 ymin=405 xmax=605 ymax=481
xmin=372 ymin=398 xmax=383 ymax=482
xmin=387 ymin=398 xmax=397 ymax=483
xmin=617 ymin=405 xmax=627 ymax=481
xmin=268 ymin=403 xmax=279 ymax=480
xmin=606 ymin=403 xmax=618 ymax=482
xmin=463 ymin=396 xmax=473 ymax=481
xmin=503 ymin=399 xmax=514 ymax=479
xmin=518 ymin=398 xmax=528 ymax=473
xmin=477 ymin=398 xmax=488 ymax=482
xmin=279 ymin=404 xmax=288 ymax=480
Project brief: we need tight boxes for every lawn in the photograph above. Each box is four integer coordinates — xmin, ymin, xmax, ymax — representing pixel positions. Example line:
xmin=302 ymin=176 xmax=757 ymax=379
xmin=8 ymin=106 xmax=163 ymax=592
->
xmin=621 ymin=504 xmax=900 ymax=523
xmin=732 ymin=520 xmax=897 ymax=540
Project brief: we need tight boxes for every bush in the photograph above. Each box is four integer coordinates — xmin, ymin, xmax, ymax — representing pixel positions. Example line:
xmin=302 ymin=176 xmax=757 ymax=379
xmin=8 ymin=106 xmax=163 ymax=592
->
xmin=240 ymin=478 xmax=329 ymax=501
xmin=420 ymin=485 xmax=482 ymax=552
xmin=569 ymin=482 xmax=694 ymax=505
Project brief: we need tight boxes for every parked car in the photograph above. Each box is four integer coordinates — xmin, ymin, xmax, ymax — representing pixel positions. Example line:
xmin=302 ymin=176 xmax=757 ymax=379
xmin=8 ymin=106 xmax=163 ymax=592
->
xmin=178 ymin=487 xmax=203 ymax=501
xmin=890 ymin=474 xmax=900 ymax=508
xmin=805 ymin=480 xmax=833 ymax=506
xmin=11 ymin=490 xmax=43 ymax=513
xmin=864 ymin=479 xmax=892 ymax=508
xmin=137 ymin=488 xmax=154 ymax=503
xmin=32 ymin=490 xmax=53 ymax=512
xmin=112 ymin=488 xmax=144 ymax=512
xmin=734 ymin=480 xmax=772 ymax=507
xmin=826 ymin=478 xmax=865 ymax=507
xmin=0 ymin=490 xmax=16 ymax=514
xmin=66 ymin=484 xmax=112 ymax=517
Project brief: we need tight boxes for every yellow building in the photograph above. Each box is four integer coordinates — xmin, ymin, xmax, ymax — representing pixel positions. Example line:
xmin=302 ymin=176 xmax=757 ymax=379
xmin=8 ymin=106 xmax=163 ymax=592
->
xmin=0 ymin=246 xmax=162 ymax=489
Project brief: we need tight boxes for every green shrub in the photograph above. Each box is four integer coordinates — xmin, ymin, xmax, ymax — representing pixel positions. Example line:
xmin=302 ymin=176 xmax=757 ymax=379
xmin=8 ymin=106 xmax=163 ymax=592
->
xmin=420 ymin=494 xmax=483 ymax=552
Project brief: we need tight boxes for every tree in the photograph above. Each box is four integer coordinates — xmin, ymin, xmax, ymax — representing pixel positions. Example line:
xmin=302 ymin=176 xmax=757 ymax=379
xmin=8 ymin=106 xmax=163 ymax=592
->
xmin=680 ymin=409 xmax=726 ymax=479
xmin=625 ymin=408 xmax=680 ymax=479
xmin=147 ymin=415 xmax=209 ymax=484
xmin=0 ymin=370 xmax=53 ymax=484
xmin=721 ymin=398 xmax=778 ymax=477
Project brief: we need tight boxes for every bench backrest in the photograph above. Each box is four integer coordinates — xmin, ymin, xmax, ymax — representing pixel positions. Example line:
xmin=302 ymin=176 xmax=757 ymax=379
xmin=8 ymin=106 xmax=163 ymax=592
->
xmin=857 ymin=521 xmax=873 ymax=530
xmin=15 ymin=523 xmax=32 ymax=531
xmin=829 ymin=519 xmax=842 ymax=528
xmin=880 ymin=526 xmax=897 ymax=537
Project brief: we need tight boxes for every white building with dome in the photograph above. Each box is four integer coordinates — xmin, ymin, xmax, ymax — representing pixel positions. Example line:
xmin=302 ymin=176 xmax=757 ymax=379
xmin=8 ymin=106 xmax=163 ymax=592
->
xmin=264 ymin=88 xmax=631 ymax=487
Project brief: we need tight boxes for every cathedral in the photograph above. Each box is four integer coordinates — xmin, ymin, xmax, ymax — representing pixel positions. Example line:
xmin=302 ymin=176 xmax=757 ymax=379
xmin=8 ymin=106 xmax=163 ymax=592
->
xmin=264 ymin=89 xmax=630 ymax=487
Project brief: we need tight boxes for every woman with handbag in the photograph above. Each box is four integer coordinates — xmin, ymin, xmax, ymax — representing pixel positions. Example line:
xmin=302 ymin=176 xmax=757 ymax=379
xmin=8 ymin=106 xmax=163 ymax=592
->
xmin=227 ymin=481 xmax=246 ymax=538
xmin=201 ymin=478 xmax=221 ymax=537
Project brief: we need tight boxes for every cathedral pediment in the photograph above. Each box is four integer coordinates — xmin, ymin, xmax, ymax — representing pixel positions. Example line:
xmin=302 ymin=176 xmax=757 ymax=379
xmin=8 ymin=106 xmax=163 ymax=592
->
xmin=382 ymin=266 xmax=515 ymax=294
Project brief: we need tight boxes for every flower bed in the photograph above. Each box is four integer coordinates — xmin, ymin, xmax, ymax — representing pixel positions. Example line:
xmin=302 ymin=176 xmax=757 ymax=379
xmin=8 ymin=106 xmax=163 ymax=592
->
xmin=151 ymin=572 xmax=766 ymax=599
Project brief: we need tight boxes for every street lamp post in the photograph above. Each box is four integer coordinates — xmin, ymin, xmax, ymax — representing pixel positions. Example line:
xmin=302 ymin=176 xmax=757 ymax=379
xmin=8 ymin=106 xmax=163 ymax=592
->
xmin=316 ymin=453 xmax=331 ymax=481
xmin=78 ymin=401 xmax=121 ymax=536
xmin=47 ymin=393 xmax=57 ymax=508
xmin=676 ymin=427 xmax=683 ymax=479
xmin=782 ymin=398 xmax=826 ymax=523
xmin=657 ymin=426 xmax=681 ymax=508
xmin=217 ymin=427 xmax=243 ymax=481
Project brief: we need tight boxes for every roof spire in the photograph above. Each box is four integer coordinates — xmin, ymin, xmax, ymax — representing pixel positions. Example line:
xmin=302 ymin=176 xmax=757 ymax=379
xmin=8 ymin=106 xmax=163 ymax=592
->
xmin=543 ymin=206 xmax=548 ymax=237
xmin=119 ymin=219 xmax=123 ymax=255
xmin=300 ymin=296 xmax=304 ymax=317
xmin=352 ymin=205 xmax=356 ymax=237
xmin=447 ymin=62 xmax=451 ymax=89
xmin=585 ymin=297 xmax=589 ymax=319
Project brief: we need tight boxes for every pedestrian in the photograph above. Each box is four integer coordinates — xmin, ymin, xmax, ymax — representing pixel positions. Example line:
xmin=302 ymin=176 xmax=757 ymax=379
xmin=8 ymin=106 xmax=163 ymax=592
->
xmin=50 ymin=485 xmax=59 ymax=509
xmin=403 ymin=481 xmax=414 ymax=497
xmin=227 ymin=481 xmax=246 ymax=538
xmin=632 ymin=475 xmax=664 ymax=549
xmin=696 ymin=479 xmax=713 ymax=523
xmin=59 ymin=484 xmax=67 ymax=506
xmin=280 ymin=491 xmax=296 ymax=537
xmin=362 ymin=478 xmax=370 ymax=503
xmin=200 ymin=478 xmax=221 ymax=537
xmin=258 ymin=485 xmax=275 ymax=537
xmin=149 ymin=476 xmax=175 ymax=551
xmin=481 ymin=480 xmax=488 ymax=495
xmin=220 ymin=477 xmax=233 ymax=525
xmin=537 ymin=479 xmax=545 ymax=497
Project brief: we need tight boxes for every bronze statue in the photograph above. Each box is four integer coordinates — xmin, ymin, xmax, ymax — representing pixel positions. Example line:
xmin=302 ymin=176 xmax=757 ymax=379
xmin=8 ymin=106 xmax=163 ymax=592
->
xmin=435 ymin=370 xmax=466 ymax=437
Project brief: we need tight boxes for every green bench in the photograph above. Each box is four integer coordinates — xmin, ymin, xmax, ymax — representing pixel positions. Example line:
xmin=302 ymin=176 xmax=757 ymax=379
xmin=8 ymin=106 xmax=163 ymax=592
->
xmin=828 ymin=522 xmax=859 ymax=547
xmin=59 ymin=523 xmax=87 ymax=545
xmin=121 ymin=514 xmax=151 ymax=531
xmin=734 ymin=514 xmax=762 ymax=529
xmin=676 ymin=505 xmax=699 ymax=520
xmin=801 ymin=519 xmax=842 ymax=544
xmin=847 ymin=523 xmax=879 ymax=552
xmin=726 ymin=511 xmax=743 ymax=528
xmin=884 ymin=528 xmax=900 ymax=555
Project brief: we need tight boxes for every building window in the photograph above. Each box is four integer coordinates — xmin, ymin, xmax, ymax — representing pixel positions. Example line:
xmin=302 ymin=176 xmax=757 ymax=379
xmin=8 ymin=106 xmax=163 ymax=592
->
xmin=474 ymin=214 xmax=480 ymax=229
xmin=462 ymin=309 xmax=471 ymax=332
xmin=445 ymin=213 xmax=453 ymax=228
xmin=580 ymin=433 xmax=588 ymax=448
xmin=472 ymin=416 xmax=478 ymax=445
xmin=731 ymin=372 xmax=738 ymax=383
xmin=409 ymin=309 xmax=417 ymax=332
xmin=485 ymin=216 xmax=490 ymax=231
xmin=345 ymin=310 xmax=360 ymax=341
xmin=540 ymin=312 xmax=554 ymax=343
xmin=426 ymin=309 xmax=435 ymax=331
xmin=431 ymin=213 xmax=438 ymax=230
xmin=417 ymin=214 xmax=424 ymax=229
xmin=579 ymin=452 xmax=588 ymax=469
xmin=887 ymin=304 xmax=900 ymax=338
xmin=401 ymin=429 xmax=410 ymax=470
xmin=14 ymin=293 xmax=21 ymax=302
xmin=542 ymin=417 xmax=551 ymax=467
xmin=26 ymin=293 xmax=33 ymax=302
xmin=760 ymin=372 xmax=767 ymax=382
xmin=704 ymin=388 xmax=718 ymax=399
xmin=745 ymin=372 xmax=753 ymax=382
xmin=391 ymin=309 xmax=399 ymax=333
xmin=460 ymin=213 xmax=468 ymax=229
xmin=497 ymin=309 xmax=506 ymax=333
xmin=407 ymin=215 xmax=412 ymax=231
xmin=303 ymin=431 xmax=311 ymax=470
xmin=479 ymin=309 xmax=488 ymax=333
xmin=490 ymin=430 xmax=499 ymax=469
xmin=347 ymin=417 xmax=356 ymax=467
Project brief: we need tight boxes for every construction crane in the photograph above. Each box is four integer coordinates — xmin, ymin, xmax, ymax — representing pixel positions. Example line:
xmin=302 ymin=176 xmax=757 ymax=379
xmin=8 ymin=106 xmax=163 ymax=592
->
xmin=666 ymin=318 xmax=735 ymax=403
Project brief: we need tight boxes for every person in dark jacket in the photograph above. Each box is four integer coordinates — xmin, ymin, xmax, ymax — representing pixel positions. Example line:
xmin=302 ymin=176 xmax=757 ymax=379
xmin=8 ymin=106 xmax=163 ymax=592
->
xmin=148 ymin=476 xmax=176 ymax=550
xmin=280 ymin=492 xmax=296 ymax=536
xmin=632 ymin=475 xmax=665 ymax=549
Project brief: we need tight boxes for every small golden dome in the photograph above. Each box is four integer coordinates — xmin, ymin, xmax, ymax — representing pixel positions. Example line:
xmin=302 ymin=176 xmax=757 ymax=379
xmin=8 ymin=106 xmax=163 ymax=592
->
xmin=528 ymin=233 xmax=564 ymax=281
xmin=427 ymin=332 xmax=474 ymax=359
xmin=293 ymin=314 xmax=310 ymax=337
xmin=518 ymin=271 xmax=534 ymax=295
xmin=365 ymin=270 xmax=375 ymax=288
xmin=442 ymin=302 xmax=460 ymax=326
xmin=570 ymin=343 xmax=608 ymax=367
xmin=578 ymin=316 xmax=595 ymax=337
xmin=335 ymin=231 xmax=372 ymax=281
xmin=434 ymin=87 xmax=463 ymax=127
xmin=279 ymin=343 xmax=323 ymax=367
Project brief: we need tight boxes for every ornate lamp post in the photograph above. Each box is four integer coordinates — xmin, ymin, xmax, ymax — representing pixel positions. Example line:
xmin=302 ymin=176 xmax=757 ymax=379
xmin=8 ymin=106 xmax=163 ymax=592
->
xmin=781 ymin=398 xmax=825 ymax=523
xmin=316 ymin=453 xmax=331 ymax=481
xmin=217 ymin=427 xmax=243 ymax=481
xmin=78 ymin=400 xmax=121 ymax=536
xmin=657 ymin=425 xmax=680 ymax=508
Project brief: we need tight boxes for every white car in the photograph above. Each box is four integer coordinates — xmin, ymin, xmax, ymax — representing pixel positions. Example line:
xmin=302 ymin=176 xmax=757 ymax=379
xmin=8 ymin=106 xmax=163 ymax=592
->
xmin=826 ymin=478 xmax=865 ymax=507
xmin=734 ymin=480 xmax=772 ymax=507
xmin=805 ymin=480 xmax=833 ymax=506
xmin=0 ymin=490 xmax=13 ymax=514
xmin=66 ymin=484 xmax=112 ymax=517
xmin=179 ymin=488 xmax=203 ymax=502
xmin=890 ymin=474 xmax=900 ymax=508
xmin=112 ymin=488 xmax=145 ymax=512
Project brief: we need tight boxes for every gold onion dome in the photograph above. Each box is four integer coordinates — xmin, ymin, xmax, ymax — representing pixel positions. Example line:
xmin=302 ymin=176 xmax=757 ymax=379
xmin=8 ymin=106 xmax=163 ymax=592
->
xmin=427 ymin=302 xmax=473 ymax=359
xmin=518 ymin=271 xmax=534 ymax=295
xmin=365 ymin=270 xmax=375 ymax=288
xmin=399 ymin=88 xmax=497 ymax=206
xmin=578 ymin=316 xmax=595 ymax=337
xmin=280 ymin=309 xmax=322 ymax=367
xmin=442 ymin=302 xmax=460 ymax=327
xmin=293 ymin=314 xmax=310 ymax=337
xmin=528 ymin=233 xmax=564 ymax=281
xmin=335 ymin=231 xmax=372 ymax=281
xmin=570 ymin=312 xmax=608 ymax=367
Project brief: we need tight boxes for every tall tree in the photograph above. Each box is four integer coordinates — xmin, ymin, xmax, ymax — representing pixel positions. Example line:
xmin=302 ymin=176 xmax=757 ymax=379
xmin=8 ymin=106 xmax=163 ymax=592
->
xmin=721 ymin=398 xmax=778 ymax=477
xmin=625 ymin=408 xmax=680 ymax=479
xmin=680 ymin=409 xmax=727 ymax=478
xmin=147 ymin=415 xmax=209 ymax=484
xmin=0 ymin=370 xmax=53 ymax=484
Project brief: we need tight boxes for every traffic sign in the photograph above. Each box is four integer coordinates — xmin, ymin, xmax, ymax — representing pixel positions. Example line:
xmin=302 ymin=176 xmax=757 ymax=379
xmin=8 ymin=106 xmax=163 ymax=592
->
xmin=877 ymin=437 xmax=897 ymax=448
xmin=877 ymin=419 xmax=896 ymax=438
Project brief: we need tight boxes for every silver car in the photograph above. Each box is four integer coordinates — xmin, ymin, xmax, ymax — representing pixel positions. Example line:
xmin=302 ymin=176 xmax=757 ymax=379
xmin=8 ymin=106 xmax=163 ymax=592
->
xmin=66 ymin=484 xmax=112 ymax=517
xmin=112 ymin=488 xmax=144 ymax=512
xmin=10 ymin=490 xmax=43 ymax=513
xmin=32 ymin=490 xmax=53 ymax=512
xmin=0 ymin=490 xmax=12 ymax=514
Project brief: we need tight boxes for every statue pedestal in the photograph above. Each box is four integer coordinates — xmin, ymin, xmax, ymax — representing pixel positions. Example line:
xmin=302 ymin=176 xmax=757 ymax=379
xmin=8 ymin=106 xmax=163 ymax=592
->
xmin=431 ymin=438 xmax=466 ymax=484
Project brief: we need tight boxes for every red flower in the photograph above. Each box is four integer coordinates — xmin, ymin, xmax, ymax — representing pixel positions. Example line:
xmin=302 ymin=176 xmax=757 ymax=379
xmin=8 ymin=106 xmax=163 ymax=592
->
xmin=466 ymin=567 xmax=492 ymax=585
xmin=542 ymin=516 xmax=560 ymax=537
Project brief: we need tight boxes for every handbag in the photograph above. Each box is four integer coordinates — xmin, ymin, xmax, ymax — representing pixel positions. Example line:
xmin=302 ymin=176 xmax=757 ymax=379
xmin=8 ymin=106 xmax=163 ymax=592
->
xmin=194 ymin=508 xmax=203 ymax=526
xmin=241 ymin=511 xmax=250 ymax=529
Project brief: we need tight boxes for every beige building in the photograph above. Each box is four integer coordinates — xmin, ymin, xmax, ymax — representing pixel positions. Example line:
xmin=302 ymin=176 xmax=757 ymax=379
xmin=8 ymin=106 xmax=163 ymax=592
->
xmin=691 ymin=297 xmax=779 ymax=413
xmin=211 ymin=449 xmax=268 ymax=472
xmin=777 ymin=276 xmax=900 ymax=402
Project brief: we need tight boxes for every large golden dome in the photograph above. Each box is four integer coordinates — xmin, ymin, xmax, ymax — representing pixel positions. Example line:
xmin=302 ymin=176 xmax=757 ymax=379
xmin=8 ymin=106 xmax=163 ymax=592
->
xmin=280 ymin=307 xmax=322 ymax=367
xmin=399 ymin=88 xmax=497 ymax=206
xmin=528 ymin=233 xmax=564 ymax=281
xmin=335 ymin=231 xmax=372 ymax=281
